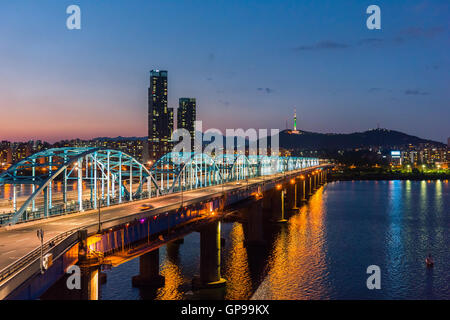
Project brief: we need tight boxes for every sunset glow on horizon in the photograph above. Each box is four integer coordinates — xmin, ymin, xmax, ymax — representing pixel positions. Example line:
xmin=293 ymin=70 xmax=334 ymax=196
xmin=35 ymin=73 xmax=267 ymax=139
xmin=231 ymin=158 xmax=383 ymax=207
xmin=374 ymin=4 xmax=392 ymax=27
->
xmin=1 ymin=0 xmax=448 ymax=143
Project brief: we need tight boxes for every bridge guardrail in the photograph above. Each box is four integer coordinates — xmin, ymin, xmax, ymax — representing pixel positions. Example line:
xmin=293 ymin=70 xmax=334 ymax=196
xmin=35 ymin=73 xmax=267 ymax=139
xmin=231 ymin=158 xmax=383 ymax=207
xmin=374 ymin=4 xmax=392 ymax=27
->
xmin=0 ymin=229 xmax=79 ymax=284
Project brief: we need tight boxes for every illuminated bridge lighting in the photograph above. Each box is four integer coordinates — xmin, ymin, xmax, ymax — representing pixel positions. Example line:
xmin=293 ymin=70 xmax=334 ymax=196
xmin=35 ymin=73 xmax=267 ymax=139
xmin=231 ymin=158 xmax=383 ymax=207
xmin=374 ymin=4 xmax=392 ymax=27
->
xmin=0 ymin=148 xmax=320 ymax=226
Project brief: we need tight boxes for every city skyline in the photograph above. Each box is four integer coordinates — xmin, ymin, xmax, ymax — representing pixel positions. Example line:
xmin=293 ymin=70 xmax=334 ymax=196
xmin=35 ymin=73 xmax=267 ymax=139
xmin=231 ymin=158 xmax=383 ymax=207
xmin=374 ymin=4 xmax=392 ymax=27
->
xmin=0 ymin=1 xmax=449 ymax=304
xmin=0 ymin=0 xmax=449 ymax=143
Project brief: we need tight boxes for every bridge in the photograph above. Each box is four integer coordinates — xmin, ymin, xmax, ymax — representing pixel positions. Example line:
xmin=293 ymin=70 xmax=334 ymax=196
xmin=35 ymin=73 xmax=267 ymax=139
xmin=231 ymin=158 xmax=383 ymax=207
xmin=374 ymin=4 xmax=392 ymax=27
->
xmin=0 ymin=147 xmax=332 ymax=300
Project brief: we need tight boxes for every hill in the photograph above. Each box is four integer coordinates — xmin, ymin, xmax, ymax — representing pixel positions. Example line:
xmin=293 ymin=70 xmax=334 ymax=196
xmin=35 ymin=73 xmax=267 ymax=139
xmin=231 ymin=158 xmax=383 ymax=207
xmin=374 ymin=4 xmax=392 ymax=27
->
xmin=91 ymin=128 xmax=445 ymax=152
xmin=278 ymin=128 xmax=445 ymax=151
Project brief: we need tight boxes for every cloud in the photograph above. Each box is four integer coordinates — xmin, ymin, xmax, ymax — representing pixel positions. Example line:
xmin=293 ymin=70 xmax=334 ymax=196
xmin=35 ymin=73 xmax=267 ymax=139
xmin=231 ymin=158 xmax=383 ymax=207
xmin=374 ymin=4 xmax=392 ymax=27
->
xmin=393 ymin=36 xmax=406 ymax=44
xmin=257 ymin=87 xmax=275 ymax=94
xmin=392 ymin=26 xmax=446 ymax=44
xmin=358 ymin=26 xmax=445 ymax=47
xmin=426 ymin=64 xmax=439 ymax=70
xmin=291 ymin=26 xmax=446 ymax=55
xmin=293 ymin=40 xmax=350 ymax=51
xmin=368 ymin=88 xmax=394 ymax=94
xmin=218 ymin=99 xmax=230 ymax=107
xmin=400 ymin=26 xmax=445 ymax=38
xmin=410 ymin=1 xmax=450 ymax=15
xmin=357 ymin=38 xmax=385 ymax=46
xmin=405 ymin=89 xmax=429 ymax=95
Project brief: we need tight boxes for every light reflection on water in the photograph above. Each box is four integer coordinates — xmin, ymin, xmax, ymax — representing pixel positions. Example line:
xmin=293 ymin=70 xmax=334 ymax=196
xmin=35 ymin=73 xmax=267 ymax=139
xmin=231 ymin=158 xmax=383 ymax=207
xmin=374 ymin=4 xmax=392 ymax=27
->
xmin=252 ymin=190 xmax=330 ymax=300
xmin=156 ymin=243 xmax=185 ymax=300
xmin=99 ymin=180 xmax=449 ymax=300
xmin=222 ymin=223 xmax=253 ymax=300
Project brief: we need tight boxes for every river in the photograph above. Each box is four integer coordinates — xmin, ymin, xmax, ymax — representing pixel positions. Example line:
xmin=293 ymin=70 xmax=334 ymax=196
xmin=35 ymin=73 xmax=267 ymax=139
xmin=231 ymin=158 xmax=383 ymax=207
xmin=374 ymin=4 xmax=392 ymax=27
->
xmin=95 ymin=180 xmax=449 ymax=300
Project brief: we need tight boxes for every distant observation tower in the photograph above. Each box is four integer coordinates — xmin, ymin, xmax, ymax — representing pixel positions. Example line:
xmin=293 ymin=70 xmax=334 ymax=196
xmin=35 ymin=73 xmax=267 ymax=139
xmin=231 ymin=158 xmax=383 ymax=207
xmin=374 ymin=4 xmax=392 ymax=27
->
xmin=289 ymin=108 xmax=301 ymax=134
xmin=294 ymin=108 xmax=297 ymax=131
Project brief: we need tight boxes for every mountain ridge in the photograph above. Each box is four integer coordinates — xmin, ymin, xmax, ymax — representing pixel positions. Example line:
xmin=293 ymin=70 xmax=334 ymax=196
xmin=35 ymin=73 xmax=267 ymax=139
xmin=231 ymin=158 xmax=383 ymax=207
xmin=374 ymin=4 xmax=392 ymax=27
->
xmin=91 ymin=128 xmax=446 ymax=151
xmin=277 ymin=128 xmax=446 ymax=150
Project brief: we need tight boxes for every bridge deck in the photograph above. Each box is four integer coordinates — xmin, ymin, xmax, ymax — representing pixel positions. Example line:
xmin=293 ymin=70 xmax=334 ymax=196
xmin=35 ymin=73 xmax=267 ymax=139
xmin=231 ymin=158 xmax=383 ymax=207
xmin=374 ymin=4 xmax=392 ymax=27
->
xmin=0 ymin=170 xmax=305 ymax=272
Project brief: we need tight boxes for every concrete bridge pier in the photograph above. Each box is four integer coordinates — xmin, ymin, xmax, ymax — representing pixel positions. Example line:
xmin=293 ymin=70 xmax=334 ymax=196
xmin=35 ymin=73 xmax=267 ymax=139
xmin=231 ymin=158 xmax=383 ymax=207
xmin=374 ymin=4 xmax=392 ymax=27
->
xmin=262 ymin=189 xmax=274 ymax=213
xmin=292 ymin=180 xmax=300 ymax=209
xmin=40 ymin=263 xmax=101 ymax=300
xmin=299 ymin=177 xmax=307 ymax=204
xmin=79 ymin=266 xmax=101 ymax=300
xmin=307 ymin=174 xmax=314 ymax=196
xmin=193 ymin=220 xmax=227 ymax=289
xmin=132 ymin=249 xmax=165 ymax=288
xmin=322 ymin=169 xmax=328 ymax=185
xmin=244 ymin=199 xmax=266 ymax=247
xmin=166 ymin=240 xmax=183 ymax=265
xmin=294 ymin=178 xmax=303 ymax=208
xmin=286 ymin=180 xmax=298 ymax=212
xmin=172 ymin=238 xmax=184 ymax=245
xmin=77 ymin=230 xmax=88 ymax=264
xmin=271 ymin=187 xmax=288 ymax=223
xmin=314 ymin=173 xmax=318 ymax=188
xmin=313 ymin=172 xmax=318 ymax=191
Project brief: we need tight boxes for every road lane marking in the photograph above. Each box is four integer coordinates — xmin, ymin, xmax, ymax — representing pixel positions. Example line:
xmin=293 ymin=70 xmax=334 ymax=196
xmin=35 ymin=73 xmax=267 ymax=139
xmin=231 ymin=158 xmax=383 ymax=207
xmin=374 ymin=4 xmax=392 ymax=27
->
xmin=5 ymin=234 xmax=20 ymax=238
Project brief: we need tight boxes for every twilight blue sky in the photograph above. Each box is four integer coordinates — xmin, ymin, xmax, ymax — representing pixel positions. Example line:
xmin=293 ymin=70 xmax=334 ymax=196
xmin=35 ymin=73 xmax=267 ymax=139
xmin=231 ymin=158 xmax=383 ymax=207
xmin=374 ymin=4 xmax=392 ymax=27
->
xmin=0 ymin=0 xmax=449 ymax=143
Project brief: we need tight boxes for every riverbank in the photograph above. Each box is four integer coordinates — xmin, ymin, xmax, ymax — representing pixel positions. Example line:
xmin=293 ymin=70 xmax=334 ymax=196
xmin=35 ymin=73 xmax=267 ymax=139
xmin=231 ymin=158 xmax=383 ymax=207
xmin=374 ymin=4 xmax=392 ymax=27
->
xmin=330 ymin=172 xmax=450 ymax=181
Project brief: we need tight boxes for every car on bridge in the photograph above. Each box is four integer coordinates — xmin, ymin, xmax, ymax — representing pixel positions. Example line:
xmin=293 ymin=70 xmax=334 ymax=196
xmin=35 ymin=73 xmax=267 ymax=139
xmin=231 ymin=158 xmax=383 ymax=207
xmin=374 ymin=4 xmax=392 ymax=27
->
xmin=139 ymin=204 xmax=154 ymax=211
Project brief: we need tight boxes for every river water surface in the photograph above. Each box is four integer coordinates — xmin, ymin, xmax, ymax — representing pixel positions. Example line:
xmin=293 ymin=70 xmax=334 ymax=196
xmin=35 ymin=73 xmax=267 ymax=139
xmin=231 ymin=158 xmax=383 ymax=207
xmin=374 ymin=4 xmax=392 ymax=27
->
xmin=99 ymin=180 xmax=449 ymax=300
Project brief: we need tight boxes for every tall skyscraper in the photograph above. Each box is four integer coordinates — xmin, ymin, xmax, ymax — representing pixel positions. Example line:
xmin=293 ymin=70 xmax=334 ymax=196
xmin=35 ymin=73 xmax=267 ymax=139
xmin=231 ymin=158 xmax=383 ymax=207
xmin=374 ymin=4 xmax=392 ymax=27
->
xmin=177 ymin=98 xmax=196 ymax=151
xmin=148 ymin=70 xmax=173 ymax=161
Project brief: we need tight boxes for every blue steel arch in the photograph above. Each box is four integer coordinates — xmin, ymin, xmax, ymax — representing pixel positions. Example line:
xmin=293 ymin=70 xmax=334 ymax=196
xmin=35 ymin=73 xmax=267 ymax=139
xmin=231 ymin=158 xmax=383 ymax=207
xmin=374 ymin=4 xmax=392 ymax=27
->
xmin=0 ymin=147 xmax=159 ymax=225
xmin=230 ymin=154 xmax=258 ymax=180
xmin=0 ymin=148 xmax=321 ymax=226
xmin=151 ymin=152 xmax=224 ymax=194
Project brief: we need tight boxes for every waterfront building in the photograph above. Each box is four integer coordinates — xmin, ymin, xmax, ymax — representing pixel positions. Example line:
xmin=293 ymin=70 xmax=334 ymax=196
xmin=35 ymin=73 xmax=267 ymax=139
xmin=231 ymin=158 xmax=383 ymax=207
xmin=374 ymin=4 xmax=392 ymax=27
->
xmin=177 ymin=98 xmax=196 ymax=151
xmin=148 ymin=70 xmax=173 ymax=161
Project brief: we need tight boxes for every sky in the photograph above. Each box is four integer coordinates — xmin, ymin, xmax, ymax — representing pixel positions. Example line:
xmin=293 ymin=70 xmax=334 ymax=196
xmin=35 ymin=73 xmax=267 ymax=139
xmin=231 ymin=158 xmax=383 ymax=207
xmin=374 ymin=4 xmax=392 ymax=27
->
xmin=0 ymin=0 xmax=449 ymax=143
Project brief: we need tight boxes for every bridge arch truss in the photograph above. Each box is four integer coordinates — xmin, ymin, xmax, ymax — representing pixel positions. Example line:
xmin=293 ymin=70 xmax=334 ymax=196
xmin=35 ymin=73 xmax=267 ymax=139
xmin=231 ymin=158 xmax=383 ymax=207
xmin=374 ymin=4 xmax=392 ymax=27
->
xmin=0 ymin=148 xmax=159 ymax=225
xmin=0 ymin=148 xmax=320 ymax=226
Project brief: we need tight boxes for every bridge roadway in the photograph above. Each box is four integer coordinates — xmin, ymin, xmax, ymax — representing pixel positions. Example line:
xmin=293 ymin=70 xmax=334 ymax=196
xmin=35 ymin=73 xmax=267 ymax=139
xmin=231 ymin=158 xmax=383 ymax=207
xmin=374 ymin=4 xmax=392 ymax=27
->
xmin=0 ymin=169 xmax=307 ymax=272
